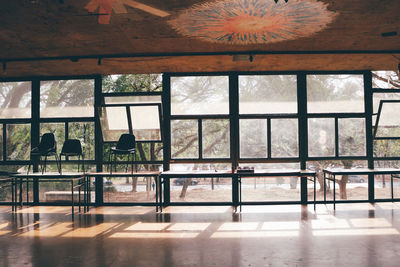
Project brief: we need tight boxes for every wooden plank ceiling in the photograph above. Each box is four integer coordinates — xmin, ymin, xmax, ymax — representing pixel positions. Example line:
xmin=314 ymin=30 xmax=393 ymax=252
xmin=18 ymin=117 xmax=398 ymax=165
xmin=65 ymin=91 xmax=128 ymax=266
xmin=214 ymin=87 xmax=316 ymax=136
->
xmin=0 ymin=0 xmax=400 ymax=77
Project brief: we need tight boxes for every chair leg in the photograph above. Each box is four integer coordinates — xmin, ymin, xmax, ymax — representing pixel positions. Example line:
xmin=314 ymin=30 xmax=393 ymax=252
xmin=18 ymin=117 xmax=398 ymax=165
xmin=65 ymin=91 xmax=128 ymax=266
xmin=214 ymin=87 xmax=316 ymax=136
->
xmin=55 ymin=153 xmax=61 ymax=174
xmin=59 ymin=155 xmax=63 ymax=174
xmin=82 ymin=155 xmax=85 ymax=173
xmin=109 ymin=151 xmax=112 ymax=174
xmin=114 ymin=154 xmax=117 ymax=173
xmin=43 ymin=155 xmax=47 ymax=174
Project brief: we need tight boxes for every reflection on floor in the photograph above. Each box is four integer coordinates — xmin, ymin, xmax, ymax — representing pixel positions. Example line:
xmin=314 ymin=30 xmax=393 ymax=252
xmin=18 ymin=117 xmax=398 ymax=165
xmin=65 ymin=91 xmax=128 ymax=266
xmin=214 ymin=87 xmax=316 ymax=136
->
xmin=0 ymin=203 xmax=400 ymax=266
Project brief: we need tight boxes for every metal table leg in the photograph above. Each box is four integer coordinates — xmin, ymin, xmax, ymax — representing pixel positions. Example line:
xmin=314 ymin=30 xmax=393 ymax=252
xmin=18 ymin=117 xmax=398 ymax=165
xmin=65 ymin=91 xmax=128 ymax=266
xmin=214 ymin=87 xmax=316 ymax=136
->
xmin=333 ymin=174 xmax=336 ymax=210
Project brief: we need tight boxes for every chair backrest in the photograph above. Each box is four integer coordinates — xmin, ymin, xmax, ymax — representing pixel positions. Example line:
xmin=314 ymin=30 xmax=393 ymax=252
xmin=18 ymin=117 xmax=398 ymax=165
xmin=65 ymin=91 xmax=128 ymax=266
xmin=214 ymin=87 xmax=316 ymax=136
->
xmin=61 ymin=139 xmax=83 ymax=155
xmin=116 ymin=134 xmax=136 ymax=150
xmin=38 ymin=133 xmax=56 ymax=151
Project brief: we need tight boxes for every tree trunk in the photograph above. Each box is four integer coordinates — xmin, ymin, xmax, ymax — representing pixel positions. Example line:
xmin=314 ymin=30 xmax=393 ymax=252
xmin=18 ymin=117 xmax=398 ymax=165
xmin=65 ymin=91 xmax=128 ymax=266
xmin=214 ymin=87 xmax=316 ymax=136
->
xmin=338 ymin=160 xmax=353 ymax=200
xmin=131 ymin=178 xmax=138 ymax=192
xmin=180 ymin=178 xmax=192 ymax=198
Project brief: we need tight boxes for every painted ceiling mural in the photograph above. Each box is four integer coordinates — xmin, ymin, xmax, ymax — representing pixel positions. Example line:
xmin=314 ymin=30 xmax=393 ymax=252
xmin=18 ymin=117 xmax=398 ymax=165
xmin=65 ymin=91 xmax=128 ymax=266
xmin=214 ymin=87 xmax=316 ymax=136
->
xmin=85 ymin=0 xmax=170 ymax=24
xmin=169 ymin=0 xmax=337 ymax=45
xmin=84 ymin=0 xmax=337 ymax=45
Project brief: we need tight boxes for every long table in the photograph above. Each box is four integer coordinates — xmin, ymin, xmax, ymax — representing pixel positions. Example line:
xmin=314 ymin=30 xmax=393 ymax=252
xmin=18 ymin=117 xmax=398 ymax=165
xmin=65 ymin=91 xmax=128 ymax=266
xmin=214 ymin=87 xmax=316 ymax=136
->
xmin=160 ymin=169 xmax=316 ymax=212
xmin=85 ymin=172 xmax=161 ymax=212
xmin=237 ymin=169 xmax=317 ymax=211
xmin=323 ymin=168 xmax=400 ymax=210
xmin=11 ymin=172 xmax=86 ymax=220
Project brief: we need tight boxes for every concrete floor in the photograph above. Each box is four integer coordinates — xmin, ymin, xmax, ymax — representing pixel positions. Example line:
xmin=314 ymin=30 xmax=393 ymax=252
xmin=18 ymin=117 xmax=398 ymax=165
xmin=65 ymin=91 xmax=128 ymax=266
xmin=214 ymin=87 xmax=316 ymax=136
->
xmin=0 ymin=203 xmax=400 ymax=267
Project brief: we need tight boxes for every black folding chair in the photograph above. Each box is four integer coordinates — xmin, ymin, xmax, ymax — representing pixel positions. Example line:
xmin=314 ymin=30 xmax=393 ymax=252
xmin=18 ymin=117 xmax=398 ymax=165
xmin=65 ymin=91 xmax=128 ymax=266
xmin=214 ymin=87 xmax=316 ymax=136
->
xmin=109 ymin=134 xmax=136 ymax=174
xmin=28 ymin=133 xmax=60 ymax=174
xmin=59 ymin=139 xmax=84 ymax=174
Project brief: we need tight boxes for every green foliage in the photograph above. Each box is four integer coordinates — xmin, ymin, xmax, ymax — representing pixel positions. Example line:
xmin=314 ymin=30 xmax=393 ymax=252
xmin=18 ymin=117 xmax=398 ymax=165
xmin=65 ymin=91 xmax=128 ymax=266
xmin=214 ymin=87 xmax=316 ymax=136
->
xmin=102 ymin=74 xmax=162 ymax=93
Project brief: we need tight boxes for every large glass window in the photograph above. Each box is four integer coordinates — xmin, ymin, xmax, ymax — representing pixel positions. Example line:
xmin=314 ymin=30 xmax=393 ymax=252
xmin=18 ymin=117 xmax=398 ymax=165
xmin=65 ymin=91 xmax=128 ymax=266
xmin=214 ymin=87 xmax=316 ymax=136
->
xmin=0 ymin=82 xmax=31 ymax=118
xmin=171 ymin=76 xmax=229 ymax=115
xmin=6 ymin=124 xmax=30 ymax=161
xmin=239 ymin=75 xmax=297 ymax=114
xmin=307 ymin=75 xmax=364 ymax=113
xmin=171 ymin=120 xmax=198 ymax=159
xmin=40 ymin=79 xmax=94 ymax=118
xmin=240 ymin=119 xmax=267 ymax=158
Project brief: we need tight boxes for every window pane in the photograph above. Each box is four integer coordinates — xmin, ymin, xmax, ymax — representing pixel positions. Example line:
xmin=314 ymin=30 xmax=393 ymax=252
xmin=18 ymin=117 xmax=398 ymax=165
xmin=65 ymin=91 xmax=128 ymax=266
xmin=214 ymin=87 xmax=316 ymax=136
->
xmin=374 ymin=140 xmax=400 ymax=158
xmin=308 ymin=118 xmax=335 ymax=157
xmin=271 ymin=119 xmax=298 ymax=157
xmin=40 ymin=123 xmax=65 ymax=154
xmin=202 ymin=119 xmax=230 ymax=158
xmin=372 ymin=93 xmax=400 ymax=126
xmin=102 ymin=164 xmax=161 ymax=203
xmin=239 ymin=163 xmax=301 ymax=202
xmin=104 ymin=95 xmax=161 ymax=104
xmin=130 ymin=106 xmax=161 ymax=141
xmin=0 ymin=82 xmax=31 ymax=118
xmin=240 ymin=119 xmax=267 ymax=158
xmin=0 ymin=125 xmax=2 ymax=160
xmin=375 ymin=101 xmax=400 ymax=137
xmin=171 ymin=120 xmax=198 ymax=159
xmin=171 ymin=76 xmax=229 ymax=115
xmin=169 ymin=164 xmax=232 ymax=203
xmin=7 ymin=124 xmax=30 ymax=160
xmin=69 ymin=122 xmax=95 ymax=160
xmin=100 ymin=107 xmax=129 ymax=142
xmin=40 ymin=79 xmax=94 ymax=118
xmin=339 ymin=118 xmax=366 ymax=156
xmin=239 ymin=75 xmax=297 ymax=114
xmin=374 ymin=161 xmax=400 ymax=199
xmin=102 ymin=74 xmax=162 ymax=92
xmin=372 ymin=71 xmax=400 ymax=89
xmin=307 ymin=75 xmax=364 ymax=113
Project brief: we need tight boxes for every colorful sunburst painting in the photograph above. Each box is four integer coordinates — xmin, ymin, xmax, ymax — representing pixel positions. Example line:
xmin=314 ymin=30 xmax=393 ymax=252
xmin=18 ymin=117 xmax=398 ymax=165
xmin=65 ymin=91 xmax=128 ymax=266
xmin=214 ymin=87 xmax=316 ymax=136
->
xmin=169 ymin=0 xmax=337 ymax=45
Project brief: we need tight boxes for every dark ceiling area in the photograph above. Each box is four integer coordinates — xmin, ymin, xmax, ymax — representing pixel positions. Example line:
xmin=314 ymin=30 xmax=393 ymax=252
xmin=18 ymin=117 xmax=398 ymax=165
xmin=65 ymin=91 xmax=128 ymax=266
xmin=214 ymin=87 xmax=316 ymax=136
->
xmin=1 ymin=0 xmax=400 ymax=77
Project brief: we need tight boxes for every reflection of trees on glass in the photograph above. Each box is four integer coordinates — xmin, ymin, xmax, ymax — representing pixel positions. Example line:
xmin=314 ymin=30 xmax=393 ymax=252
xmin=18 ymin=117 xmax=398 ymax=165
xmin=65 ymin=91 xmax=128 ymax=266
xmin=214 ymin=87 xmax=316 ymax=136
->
xmin=202 ymin=119 xmax=230 ymax=158
xmin=7 ymin=124 xmax=30 ymax=161
xmin=0 ymin=82 xmax=31 ymax=118
xmin=40 ymin=80 xmax=94 ymax=117
xmin=271 ymin=119 xmax=298 ymax=158
xmin=240 ymin=119 xmax=267 ymax=158
xmin=171 ymin=76 xmax=229 ymax=115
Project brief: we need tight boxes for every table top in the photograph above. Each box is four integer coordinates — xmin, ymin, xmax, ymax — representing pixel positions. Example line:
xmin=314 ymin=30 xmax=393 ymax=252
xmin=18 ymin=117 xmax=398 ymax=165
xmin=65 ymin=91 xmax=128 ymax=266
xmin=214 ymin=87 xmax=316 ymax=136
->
xmin=85 ymin=171 xmax=160 ymax=177
xmin=11 ymin=172 xmax=85 ymax=179
xmin=323 ymin=168 xmax=400 ymax=175
xmin=161 ymin=170 xmax=233 ymax=178
xmin=236 ymin=169 xmax=316 ymax=177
